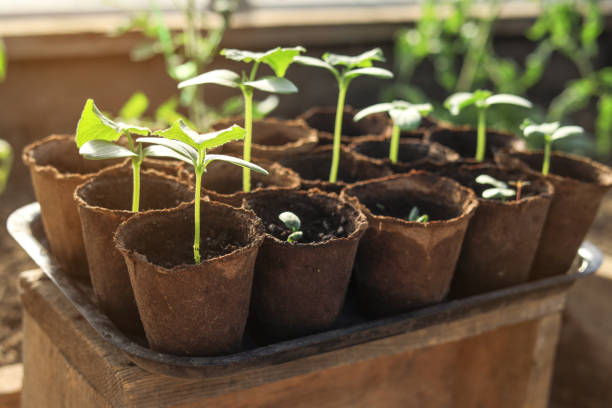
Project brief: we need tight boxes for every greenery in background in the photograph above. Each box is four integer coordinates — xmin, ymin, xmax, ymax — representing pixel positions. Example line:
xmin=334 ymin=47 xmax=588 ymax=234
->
xmin=294 ymin=48 xmax=394 ymax=182
xmin=354 ymin=100 xmax=432 ymax=164
xmin=0 ymin=38 xmax=12 ymax=195
xmin=386 ymin=0 xmax=611 ymax=159
xmin=137 ymin=121 xmax=268 ymax=263
xmin=178 ymin=46 xmax=303 ymax=192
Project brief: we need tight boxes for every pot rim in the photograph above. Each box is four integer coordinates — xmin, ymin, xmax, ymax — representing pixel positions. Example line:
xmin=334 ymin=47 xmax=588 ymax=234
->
xmin=348 ymin=137 xmax=460 ymax=167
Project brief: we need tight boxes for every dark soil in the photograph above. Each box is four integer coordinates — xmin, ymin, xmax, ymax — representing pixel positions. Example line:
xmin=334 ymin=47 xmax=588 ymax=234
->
xmin=362 ymin=193 xmax=460 ymax=221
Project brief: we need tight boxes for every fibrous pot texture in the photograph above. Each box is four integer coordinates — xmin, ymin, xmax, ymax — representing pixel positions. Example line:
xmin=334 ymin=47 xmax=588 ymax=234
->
xmin=278 ymin=146 xmax=392 ymax=194
xmin=210 ymin=117 xmax=318 ymax=160
xmin=243 ymin=189 xmax=367 ymax=339
xmin=114 ymin=200 xmax=264 ymax=356
xmin=342 ymin=172 xmax=478 ymax=316
xmin=298 ymin=105 xmax=390 ymax=145
xmin=75 ymin=165 xmax=193 ymax=333
xmin=497 ymin=150 xmax=612 ymax=279
xmin=22 ymin=134 xmax=121 ymax=278
xmin=438 ymin=164 xmax=553 ymax=296
xmin=427 ymin=126 xmax=526 ymax=161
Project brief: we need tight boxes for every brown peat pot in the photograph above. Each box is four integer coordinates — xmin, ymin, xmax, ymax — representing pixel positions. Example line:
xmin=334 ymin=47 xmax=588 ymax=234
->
xmin=342 ymin=173 xmax=478 ymax=316
xmin=243 ymin=189 xmax=367 ymax=339
xmin=278 ymin=145 xmax=392 ymax=194
xmin=141 ymin=157 xmax=183 ymax=177
xmin=349 ymin=138 xmax=460 ymax=173
xmin=379 ymin=116 xmax=442 ymax=141
xmin=497 ymin=150 xmax=612 ymax=279
xmin=298 ymin=105 xmax=390 ymax=145
xmin=22 ymin=134 xmax=120 ymax=278
xmin=427 ymin=126 xmax=526 ymax=161
xmin=210 ymin=117 xmax=318 ymax=160
xmin=438 ymin=164 xmax=554 ymax=296
xmin=114 ymin=200 xmax=265 ymax=356
xmin=75 ymin=165 xmax=193 ymax=333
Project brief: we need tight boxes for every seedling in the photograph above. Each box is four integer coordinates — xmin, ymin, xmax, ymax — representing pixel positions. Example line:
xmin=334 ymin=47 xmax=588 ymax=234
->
xmin=444 ymin=90 xmax=533 ymax=162
xmin=178 ymin=46 xmax=304 ymax=192
xmin=354 ymin=100 xmax=433 ymax=164
xmin=475 ymin=174 xmax=517 ymax=202
xmin=408 ymin=206 xmax=429 ymax=223
xmin=521 ymin=120 xmax=585 ymax=175
xmin=278 ymin=211 xmax=303 ymax=243
xmin=508 ymin=180 xmax=531 ymax=201
xmin=75 ymin=99 xmax=176 ymax=212
xmin=137 ymin=120 xmax=268 ymax=264
xmin=294 ymin=48 xmax=394 ymax=182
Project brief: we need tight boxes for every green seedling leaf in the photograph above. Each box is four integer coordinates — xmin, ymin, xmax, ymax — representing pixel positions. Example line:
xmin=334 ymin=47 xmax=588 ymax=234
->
xmin=343 ymin=67 xmax=394 ymax=81
xmin=355 ymin=100 xmax=432 ymax=131
xmin=353 ymin=103 xmax=396 ymax=121
xmin=243 ymin=76 xmax=298 ymax=94
xmin=119 ymin=92 xmax=149 ymax=121
xmin=408 ymin=206 xmax=420 ymax=221
xmin=279 ymin=211 xmax=301 ymax=231
xmin=485 ymin=94 xmax=533 ymax=109
xmin=177 ymin=69 xmax=240 ymax=89
xmin=482 ymin=188 xmax=516 ymax=200
xmin=137 ymin=136 xmax=198 ymax=164
xmin=220 ymin=46 xmax=305 ymax=77
xmin=521 ymin=121 xmax=561 ymax=140
xmin=254 ymin=95 xmax=279 ymax=118
xmin=75 ymin=99 xmax=150 ymax=147
xmin=389 ymin=108 xmax=422 ymax=131
xmin=475 ymin=174 xmax=509 ymax=189
xmin=323 ymin=48 xmax=385 ymax=68
xmin=79 ymin=140 xmax=138 ymax=160
xmin=155 ymin=96 xmax=192 ymax=127
xmin=552 ymin=125 xmax=584 ymax=141
xmin=220 ymin=48 xmax=262 ymax=62
xmin=444 ymin=92 xmax=479 ymax=115
xmin=416 ymin=214 xmax=429 ymax=223
xmin=153 ymin=119 xmax=246 ymax=150
xmin=287 ymin=231 xmax=303 ymax=243
xmin=142 ymin=144 xmax=194 ymax=165
xmin=293 ymin=56 xmax=338 ymax=75
xmin=203 ymin=154 xmax=269 ymax=174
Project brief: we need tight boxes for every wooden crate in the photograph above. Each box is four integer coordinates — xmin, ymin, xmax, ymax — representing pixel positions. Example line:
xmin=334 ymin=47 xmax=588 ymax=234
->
xmin=20 ymin=269 xmax=565 ymax=408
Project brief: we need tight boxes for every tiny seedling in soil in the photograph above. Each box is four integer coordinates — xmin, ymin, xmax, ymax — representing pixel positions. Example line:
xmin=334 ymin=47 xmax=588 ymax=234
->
xmin=508 ymin=180 xmax=531 ymax=201
xmin=475 ymin=174 xmax=517 ymax=202
xmin=521 ymin=120 xmax=585 ymax=175
xmin=137 ymin=119 xmax=268 ymax=263
xmin=408 ymin=206 xmax=429 ymax=223
xmin=75 ymin=99 xmax=182 ymax=212
xmin=178 ymin=46 xmax=304 ymax=192
xmin=278 ymin=211 xmax=303 ymax=243
xmin=354 ymin=100 xmax=432 ymax=164
xmin=294 ymin=48 xmax=394 ymax=182
xmin=444 ymin=90 xmax=532 ymax=162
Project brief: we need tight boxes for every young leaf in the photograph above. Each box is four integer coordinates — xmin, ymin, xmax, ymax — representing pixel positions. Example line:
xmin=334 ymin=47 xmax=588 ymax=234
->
xmin=323 ymin=48 xmax=384 ymax=68
xmin=408 ymin=206 xmax=420 ymax=221
xmin=153 ymin=120 xmax=246 ymax=150
xmin=293 ymin=56 xmax=338 ymax=75
xmin=482 ymin=188 xmax=516 ymax=200
xmin=79 ymin=140 xmax=137 ymax=160
xmin=177 ymin=69 xmax=240 ymax=89
xmin=137 ymin=136 xmax=198 ymax=164
xmin=119 ymin=92 xmax=149 ymax=120
xmin=220 ymin=48 xmax=262 ymax=62
xmin=522 ymin=121 xmax=560 ymax=139
xmin=485 ymin=94 xmax=533 ymax=109
xmin=389 ymin=108 xmax=422 ymax=131
xmin=204 ymin=154 xmax=269 ymax=174
xmin=416 ymin=214 xmax=429 ymax=223
xmin=142 ymin=145 xmax=193 ymax=165
xmin=475 ymin=174 xmax=509 ymax=189
xmin=343 ymin=67 xmax=394 ymax=81
xmin=243 ymin=77 xmax=298 ymax=94
xmin=551 ymin=126 xmax=584 ymax=141
xmin=279 ymin=211 xmax=301 ymax=231
xmin=444 ymin=92 xmax=478 ymax=115
xmin=287 ymin=231 xmax=303 ymax=243
xmin=259 ymin=46 xmax=305 ymax=77
xmin=353 ymin=103 xmax=396 ymax=121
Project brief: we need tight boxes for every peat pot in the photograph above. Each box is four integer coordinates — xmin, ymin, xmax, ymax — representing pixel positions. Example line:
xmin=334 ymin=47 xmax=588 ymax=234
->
xmin=75 ymin=165 xmax=193 ymax=333
xmin=243 ymin=189 xmax=367 ymax=339
xmin=497 ymin=150 xmax=612 ymax=279
xmin=298 ymin=105 xmax=390 ymax=145
xmin=342 ymin=173 xmax=478 ymax=316
xmin=278 ymin=146 xmax=392 ymax=194
xmin=114 ymin=200 xmax=265 ymax=356
xmin=380 ymin=115 xmax=441 ymax=141
xmin=211 ymin=117 xmax=318 ymax=160
xmin=349 ymin=138 xmax=460 ymax=173
xmin=22 ymin=134 xmax=120 ymax=277
xmin=439 ymin=164 xmax=554 ymax=296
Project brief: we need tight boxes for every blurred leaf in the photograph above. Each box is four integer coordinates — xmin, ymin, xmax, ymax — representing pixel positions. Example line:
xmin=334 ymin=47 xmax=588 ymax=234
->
xmin=178 ymin=69 xmax=240 ymax=89
xmin=486 ymin=94 xmax=532 ymax=109
xmin=156 ymin=97 xmax=192 ymax=127
xmin=344 ymin=67 xmax=394 ymax=81
xmin=0 ymin=139 xmax=12 ymax=195
xmin=0 ymin=39 xmax=6 ymax=82
xmin=552 ymin=125 xmax=584 ymax=141
xmin=254 ymin=95 xmax=279 ymax=118
xmin=119 ymin=92 xmax=149 ymax=121
xmin=323 ymin=48 xmax=385 ymax=69
xmin=170 ymin=61 xmax=198 ymax=81
xmin=548 ymin=78 xmax=595 ymax=120
xmin=581 ymin=2 xmax=602 ymax=53
xmin=596 ymin=94 xmax=612 ymax=155
xmin=130 ymin=41 xmax=161 ymax=62
xmin=476 ymin=174 xmax=509 ymax=189
xmin=519 ymin=40 xmax=553 ymax=90
xmin=243 ymin=77 xmax=298 ymax=94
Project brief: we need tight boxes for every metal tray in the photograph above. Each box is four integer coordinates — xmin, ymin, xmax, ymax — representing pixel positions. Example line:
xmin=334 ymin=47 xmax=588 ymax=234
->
xmin=8 ymin=202 xmax=602 ymax=378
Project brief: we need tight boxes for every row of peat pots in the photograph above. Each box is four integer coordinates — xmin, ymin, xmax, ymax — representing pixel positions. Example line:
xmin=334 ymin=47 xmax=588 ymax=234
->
xmin=20 ymin=105 xmax=612 ymax=358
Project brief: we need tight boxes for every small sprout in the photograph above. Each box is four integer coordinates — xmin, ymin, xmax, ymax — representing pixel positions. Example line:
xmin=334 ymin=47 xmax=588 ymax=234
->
xmin=508 ymin=180 xmax=531 ymax=201
xmin=279 ymin=211 xmax=303 ymax=243
xmin=294 ymin=48 xmax=394 ymax=182
xmin=444 ymin=90 xmax=532 ymax=162
xmin=476 ymin=174 xmax=517 ymax=202
xmin=408 ymin=206 xmax=429 ymax=223
xmin=521 ymin=120 xmax=585 ymax=176
xmin=137 ymin=120 xmax=268 ymax=263
xmin=178 ymin=46 xmax=304 ymax=192
xmin=354 ymin=100 xmax=433 ymax=164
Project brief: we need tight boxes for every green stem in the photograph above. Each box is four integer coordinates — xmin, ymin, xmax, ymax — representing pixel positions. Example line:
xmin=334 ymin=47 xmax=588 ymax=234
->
xmin=476 ymin=108 xmax=487 ymax=162
xmin=329 ymin=82 xmax=348 ymax=183
xmin=542 ymin=138 xmax=551 ymax=176
xmin=242 ymin=89 xmax=254 ymax=192
xmin=389 ymin=124 xmax=400 ymax=164
xmin=131 ymin=158 xmax=141 ymax=212
xmin=193 ymin=166 xmax=203 ymax=264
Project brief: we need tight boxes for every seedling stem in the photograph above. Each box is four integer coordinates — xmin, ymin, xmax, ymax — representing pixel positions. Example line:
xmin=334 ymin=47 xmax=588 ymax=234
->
xmin=330 ymin=84 xmax=348 ymax=182
xmin=476 ymin=108 xmax=486 ymax=162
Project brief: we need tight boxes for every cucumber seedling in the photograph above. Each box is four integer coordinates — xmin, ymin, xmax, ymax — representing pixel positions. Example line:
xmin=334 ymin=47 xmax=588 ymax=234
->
xmin=278 ymin=211 xmax=303 ymax=243
xmin=475 ymin=174 xmax=517 ymax=202
xmin=354 ymin=100 xmax=432 ymax=164
xmin=137 ymin=120 xmax=268 ymax=263
xmin=444 ymin=90 xmax=532 ymax=162
xmin=178 ymin=46 xmax=304 ymax=192
xmin=408 ymin=206 xmax=429 ymax=223
xmin=294 ymin=48 xmax=394 ymax=182
xmin=75 ymin=99 xmax=178 ymax=212
xmin=521 ymin=120 xmax=585 ymax=175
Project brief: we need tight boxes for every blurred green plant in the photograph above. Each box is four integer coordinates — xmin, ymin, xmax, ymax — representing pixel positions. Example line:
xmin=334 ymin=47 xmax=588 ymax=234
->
xmin=0 ymin=38 xmax=12 ymax=195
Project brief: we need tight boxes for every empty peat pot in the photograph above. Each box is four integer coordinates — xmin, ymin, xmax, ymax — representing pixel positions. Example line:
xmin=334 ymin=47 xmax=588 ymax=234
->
xmin=298 ymin=105 xmax=390 ymax=145
xmin=427 ymin=126 xmax=526 ymax=162
xmin=342 ymin=173 xmax=478 ymax=316
xmin=210 ymin=117 xmax=318 ymax=160
xmin=438 ymin=164 xmax=554 ymax=297
xmin=349 ymin=138 xmax=460 ymax=173
xmin=278 ymin=145 xmax=392 ymax=194
xmin=114 ymin=200 xmax=264 ymax=356
xmin=75 ymin=165 xmax=193 ymax=333
xmin=497 ymin=150 xmax=612 ymax=280
xmin=243 ymin=189 xmax=367 ymax=339
xmin=22 ymin=134 xmax=121 ymax=278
